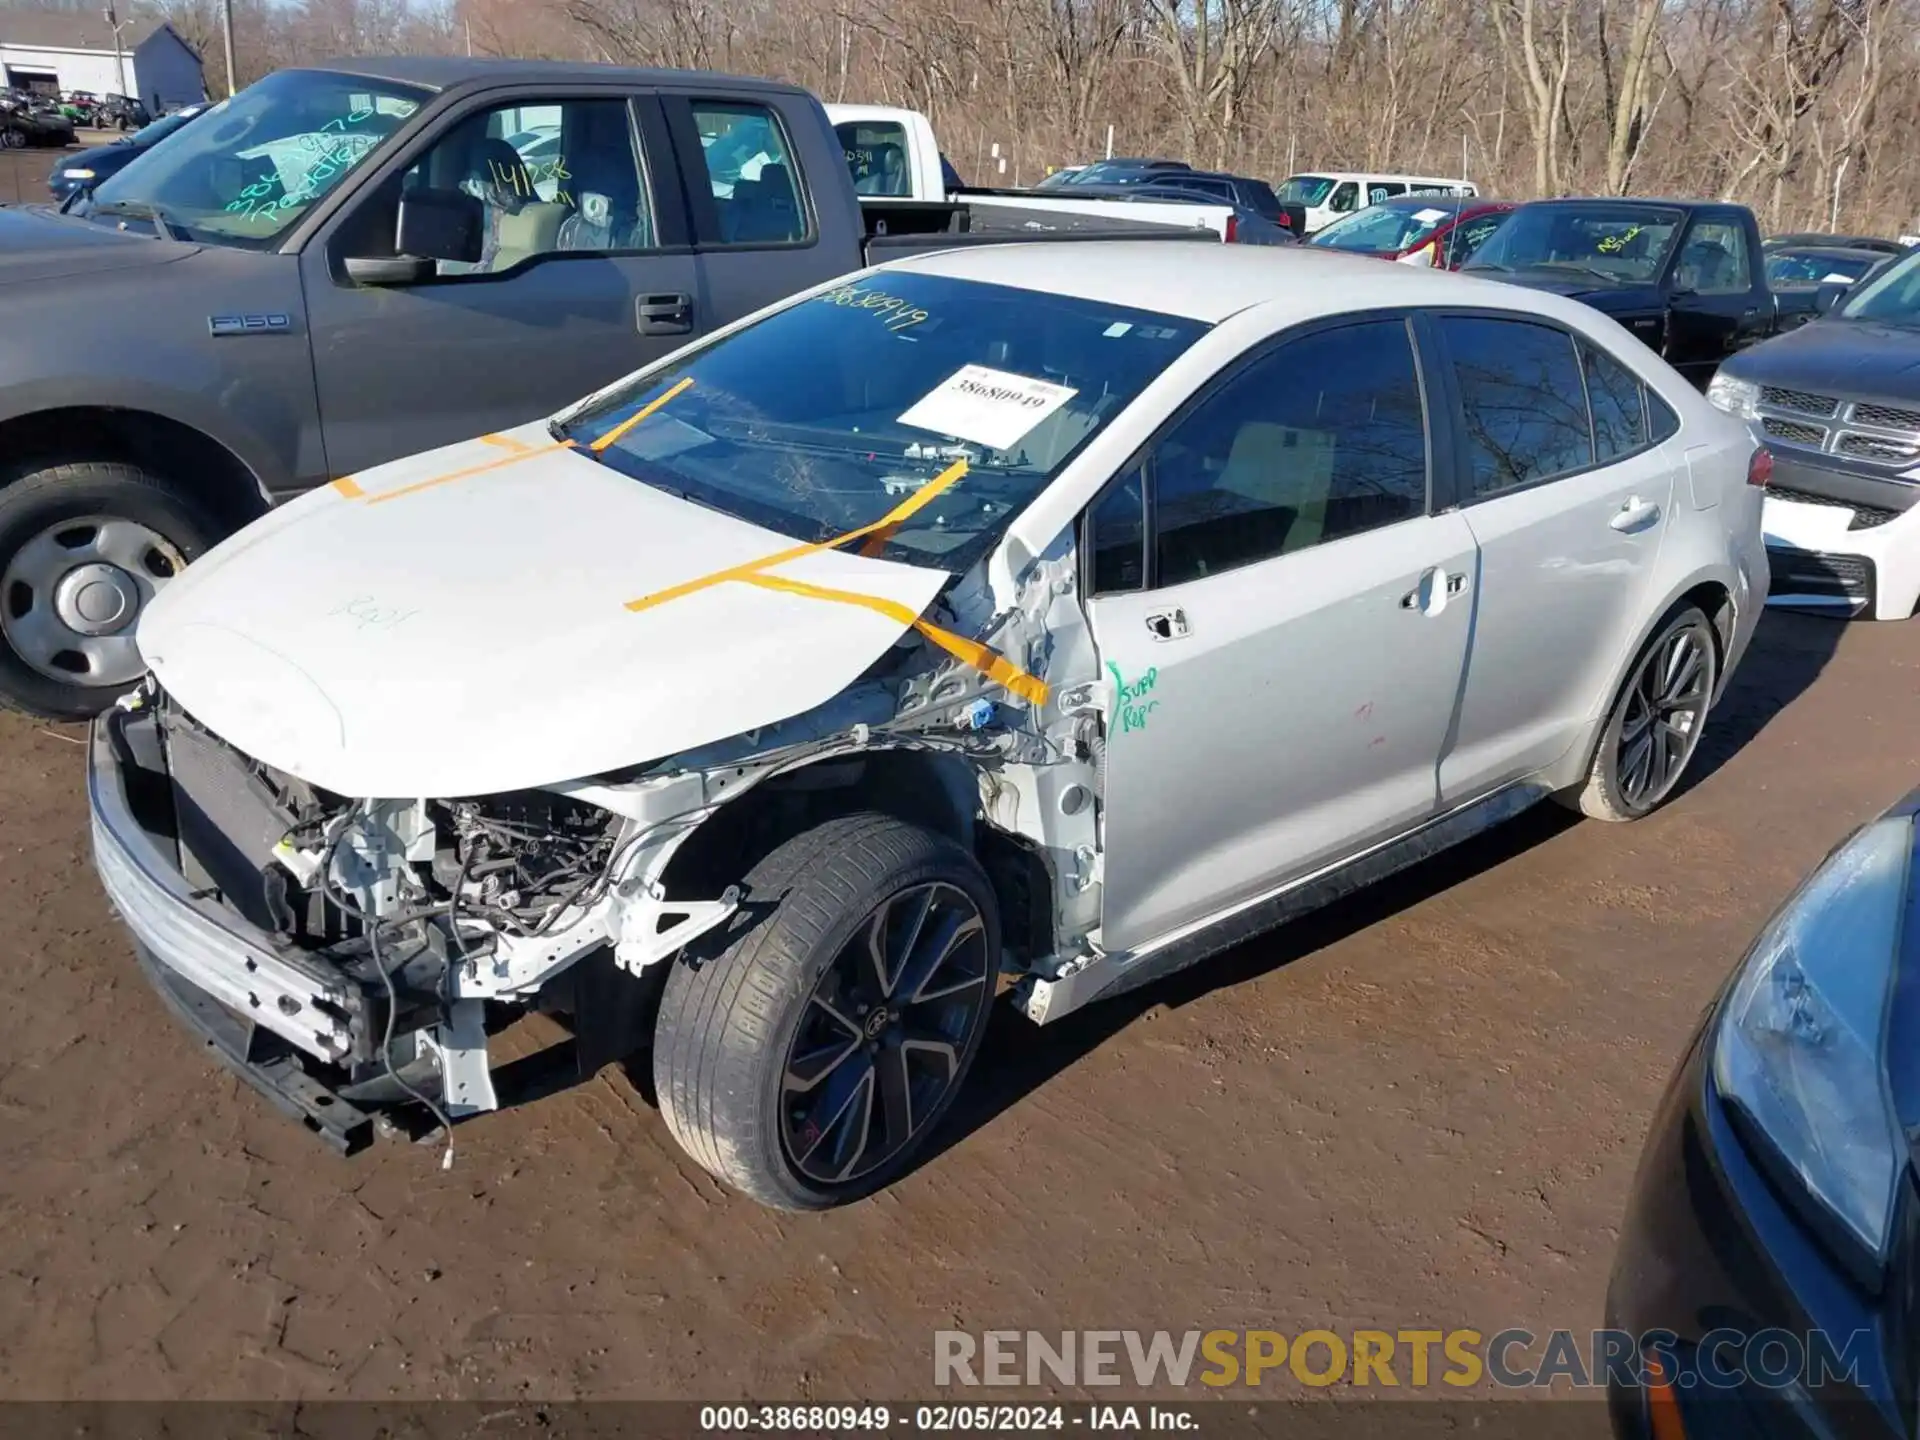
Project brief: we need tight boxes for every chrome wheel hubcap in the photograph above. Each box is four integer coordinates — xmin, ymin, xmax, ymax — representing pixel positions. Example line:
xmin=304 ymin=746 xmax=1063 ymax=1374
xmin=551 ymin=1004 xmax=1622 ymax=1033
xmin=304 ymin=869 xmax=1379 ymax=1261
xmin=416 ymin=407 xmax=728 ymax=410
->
xmin=781 ymin=881 xmax=991 ymax=1186
xmin=1617 ymin=623 xmax=1710 ymax=810
xmin=1 ymin=516 xmax=184 ymax=685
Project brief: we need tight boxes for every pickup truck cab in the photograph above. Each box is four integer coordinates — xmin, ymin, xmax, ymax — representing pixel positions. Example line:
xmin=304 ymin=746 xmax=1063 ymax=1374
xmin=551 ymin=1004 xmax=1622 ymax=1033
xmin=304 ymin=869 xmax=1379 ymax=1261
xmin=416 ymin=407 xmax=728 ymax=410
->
xmin=1274 ymin=171 xmax=1477 ymax=237
xmin=0 ymin=60 xmax=1188 ymax=723
xmin=1462 ymin=198 xmax=1777 ymax=388
xmin=827 ymin=102 xmax=959 ymax=200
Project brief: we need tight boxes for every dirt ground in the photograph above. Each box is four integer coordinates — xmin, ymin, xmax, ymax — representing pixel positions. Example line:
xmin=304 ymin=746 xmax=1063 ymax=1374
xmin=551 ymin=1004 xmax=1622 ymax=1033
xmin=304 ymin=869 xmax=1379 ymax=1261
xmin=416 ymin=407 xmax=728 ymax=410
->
xmin=0 ymin=608 xmax=1912 ymax=1402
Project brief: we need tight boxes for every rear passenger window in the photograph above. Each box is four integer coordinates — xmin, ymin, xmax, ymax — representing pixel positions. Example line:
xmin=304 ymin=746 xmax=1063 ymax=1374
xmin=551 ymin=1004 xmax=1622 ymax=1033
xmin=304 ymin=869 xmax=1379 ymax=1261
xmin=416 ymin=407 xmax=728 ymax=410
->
xmin=1581 ymin=341 xmax=1649 ymax=460
xmin=1147 ymin=319 xmax=1429 ymax=587
xmin=1440 ymin=316 xmax=1593 ymax=496
xmin=691 ymin=102 xmax=808 ymax=245
xmin=1649 ymin=391 xmax=1681 ymax=442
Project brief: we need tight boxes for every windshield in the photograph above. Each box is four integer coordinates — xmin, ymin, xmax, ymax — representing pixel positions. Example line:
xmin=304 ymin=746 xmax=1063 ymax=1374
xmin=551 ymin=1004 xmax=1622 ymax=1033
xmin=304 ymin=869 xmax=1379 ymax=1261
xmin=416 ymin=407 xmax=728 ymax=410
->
xmin=1839 ymin=247 xmax=1920 ymax=325
xmin=1066 ymin=164 xmax=1160 ymax=187
xmin=1311 ymin=201 xmax=1462 ymax=254
xmin=1463 ymin=204 xmax=1683 ymax=283
xmin=1766 ymin=251 xmax=1880 ymax=287
xmin=80 ymin=69 xmax=427 ymax=247
xmin=1276 ymin=175 xmax=1336 ymax=206
xmin=557 ymin=273 xmax=1209 ymax=572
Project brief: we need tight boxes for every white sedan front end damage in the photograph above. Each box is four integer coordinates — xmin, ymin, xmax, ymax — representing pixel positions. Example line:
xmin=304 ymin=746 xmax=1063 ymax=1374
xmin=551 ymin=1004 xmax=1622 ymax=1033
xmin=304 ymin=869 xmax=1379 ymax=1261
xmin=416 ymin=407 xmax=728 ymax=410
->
xmin=86 ymin=251 xmax=1221 ymax=1202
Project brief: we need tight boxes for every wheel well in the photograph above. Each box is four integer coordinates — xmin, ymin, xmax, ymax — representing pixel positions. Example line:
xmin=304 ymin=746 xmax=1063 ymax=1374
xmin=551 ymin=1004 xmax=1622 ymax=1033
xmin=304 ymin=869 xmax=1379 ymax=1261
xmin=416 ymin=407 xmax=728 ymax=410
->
xmin=658 ymin=748 xmax=1057 ymax=967
xmin=0 ymin=407 xmax=268 ymax=531
xmin=1679 ymin=580 xmax=1735 ymax=684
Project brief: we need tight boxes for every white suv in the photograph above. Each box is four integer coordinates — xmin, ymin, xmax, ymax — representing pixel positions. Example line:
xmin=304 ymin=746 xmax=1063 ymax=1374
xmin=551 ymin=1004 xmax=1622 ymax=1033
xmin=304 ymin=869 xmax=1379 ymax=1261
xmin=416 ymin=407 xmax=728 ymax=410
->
xmin=89 ymin=243 xmax=1769 ymax=1209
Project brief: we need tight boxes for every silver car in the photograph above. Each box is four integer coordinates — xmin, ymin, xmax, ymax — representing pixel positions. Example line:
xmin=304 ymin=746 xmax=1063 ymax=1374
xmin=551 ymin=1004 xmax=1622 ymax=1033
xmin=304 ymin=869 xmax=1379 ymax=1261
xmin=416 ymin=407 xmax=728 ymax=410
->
xmin=87 ymin=243 xmax=1770 ymax=1209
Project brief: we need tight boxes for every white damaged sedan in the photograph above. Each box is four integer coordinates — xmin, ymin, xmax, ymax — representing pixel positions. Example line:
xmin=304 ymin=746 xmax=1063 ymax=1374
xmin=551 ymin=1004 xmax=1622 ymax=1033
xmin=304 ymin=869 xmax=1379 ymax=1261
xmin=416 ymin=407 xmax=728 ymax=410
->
xmin=89 ymin=243 xmax=1767 ymax=1208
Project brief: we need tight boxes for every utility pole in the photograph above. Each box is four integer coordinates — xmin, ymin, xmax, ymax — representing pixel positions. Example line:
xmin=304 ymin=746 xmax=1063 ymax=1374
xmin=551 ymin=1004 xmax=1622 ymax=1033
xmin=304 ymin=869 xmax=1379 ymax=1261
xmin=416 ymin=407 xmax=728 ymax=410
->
xmin=103 ymin=5 xmax=127 ymax=98
xmin=220 ymin=0 xmax=237 ymax=97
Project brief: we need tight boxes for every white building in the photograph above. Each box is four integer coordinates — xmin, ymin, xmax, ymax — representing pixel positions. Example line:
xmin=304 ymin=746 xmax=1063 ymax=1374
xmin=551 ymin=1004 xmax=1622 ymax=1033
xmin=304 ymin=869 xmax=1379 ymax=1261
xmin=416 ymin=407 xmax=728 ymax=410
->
xmin=0 ymin=11 xmax=205 ymax=110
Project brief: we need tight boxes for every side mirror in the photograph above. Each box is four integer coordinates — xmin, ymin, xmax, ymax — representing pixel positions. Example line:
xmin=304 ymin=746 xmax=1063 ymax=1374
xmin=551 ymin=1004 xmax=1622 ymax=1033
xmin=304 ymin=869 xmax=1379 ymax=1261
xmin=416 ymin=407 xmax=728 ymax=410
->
xmin=1813 ymin=281 xmax=1846 ymax=316
xmin=395 ymin=186 xmax=483 ymax=265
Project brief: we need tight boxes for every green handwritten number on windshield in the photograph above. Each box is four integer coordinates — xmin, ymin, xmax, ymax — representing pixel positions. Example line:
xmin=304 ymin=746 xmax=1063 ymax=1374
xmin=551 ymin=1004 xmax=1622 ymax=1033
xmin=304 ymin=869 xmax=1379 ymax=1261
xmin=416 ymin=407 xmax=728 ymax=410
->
xmin=1107 ymin=660 xmax=1160 ymax=734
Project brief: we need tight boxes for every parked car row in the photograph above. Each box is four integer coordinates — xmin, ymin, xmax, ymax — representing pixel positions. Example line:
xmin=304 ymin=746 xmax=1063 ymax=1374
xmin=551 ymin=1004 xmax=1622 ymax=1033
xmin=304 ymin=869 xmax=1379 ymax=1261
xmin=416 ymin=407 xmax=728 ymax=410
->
xmin=0 ymin=90 xmax=75 ymax=149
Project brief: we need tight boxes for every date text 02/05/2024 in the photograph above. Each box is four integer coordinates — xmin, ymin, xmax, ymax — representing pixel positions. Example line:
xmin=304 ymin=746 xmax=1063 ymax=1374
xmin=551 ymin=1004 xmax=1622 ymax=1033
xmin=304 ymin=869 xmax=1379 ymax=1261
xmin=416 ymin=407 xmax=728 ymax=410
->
xmin=697 ymin=1404 xmax=1197 ymax=1432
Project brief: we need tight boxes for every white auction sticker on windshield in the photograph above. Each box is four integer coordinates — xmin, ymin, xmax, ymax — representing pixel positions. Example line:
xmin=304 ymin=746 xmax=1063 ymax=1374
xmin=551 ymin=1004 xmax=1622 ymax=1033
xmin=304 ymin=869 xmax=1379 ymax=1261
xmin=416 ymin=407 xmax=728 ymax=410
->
xmin=898 ymin=365 xmax=1079 ymax=452
xmin=1413 ymin=207 xmax=1450 ymax=224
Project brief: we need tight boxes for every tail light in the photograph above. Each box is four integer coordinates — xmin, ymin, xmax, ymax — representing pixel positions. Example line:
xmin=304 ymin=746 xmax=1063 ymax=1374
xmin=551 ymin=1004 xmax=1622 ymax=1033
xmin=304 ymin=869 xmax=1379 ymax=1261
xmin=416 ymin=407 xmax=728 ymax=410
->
xmin=1748 ymin=446 xmax=1774 ymax=488
xmin=1224 ymin=214 xmax=1239 ymax=244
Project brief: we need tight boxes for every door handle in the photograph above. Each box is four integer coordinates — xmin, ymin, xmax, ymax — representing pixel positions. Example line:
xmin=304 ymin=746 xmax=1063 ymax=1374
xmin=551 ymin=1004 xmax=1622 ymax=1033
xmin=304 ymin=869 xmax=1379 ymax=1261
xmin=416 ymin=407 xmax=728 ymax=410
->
xmin=1610 ymin=497 xmax=1663 ymax=532
xmin=1144 ymin=608 xmax=1189 ymax=641
xmin=1399 ymin=567 xmax=1465 ymax=616
xmin=636 ymin=291 xmax=694 ymax=335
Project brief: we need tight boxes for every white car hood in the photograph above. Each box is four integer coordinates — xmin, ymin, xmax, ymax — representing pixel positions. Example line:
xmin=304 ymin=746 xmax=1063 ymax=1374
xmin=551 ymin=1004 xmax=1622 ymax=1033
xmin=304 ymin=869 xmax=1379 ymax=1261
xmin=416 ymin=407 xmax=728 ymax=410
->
xmin=137 ymin=423 xmax=951 ymax=798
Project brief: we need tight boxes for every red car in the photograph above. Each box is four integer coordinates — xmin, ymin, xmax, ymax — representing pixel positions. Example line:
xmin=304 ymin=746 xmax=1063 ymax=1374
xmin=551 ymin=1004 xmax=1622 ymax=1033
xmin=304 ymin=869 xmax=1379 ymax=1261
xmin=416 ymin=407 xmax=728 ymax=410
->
xmin=1306 ymin=195 xmax=1516 ymax=269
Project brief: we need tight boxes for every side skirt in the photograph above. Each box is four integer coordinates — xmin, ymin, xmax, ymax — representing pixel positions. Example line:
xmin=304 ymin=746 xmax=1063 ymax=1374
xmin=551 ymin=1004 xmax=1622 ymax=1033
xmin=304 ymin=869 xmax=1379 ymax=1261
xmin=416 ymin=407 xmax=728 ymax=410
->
xmin=1016 ymin=781 xmax=1551 ymax=1024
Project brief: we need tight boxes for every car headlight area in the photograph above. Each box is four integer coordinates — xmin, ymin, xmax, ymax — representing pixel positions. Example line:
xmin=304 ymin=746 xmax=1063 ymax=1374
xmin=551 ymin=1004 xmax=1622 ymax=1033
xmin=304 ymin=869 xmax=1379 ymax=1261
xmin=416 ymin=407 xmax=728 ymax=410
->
xmin=1713 ymin=815 xmax=1914 ymax=1271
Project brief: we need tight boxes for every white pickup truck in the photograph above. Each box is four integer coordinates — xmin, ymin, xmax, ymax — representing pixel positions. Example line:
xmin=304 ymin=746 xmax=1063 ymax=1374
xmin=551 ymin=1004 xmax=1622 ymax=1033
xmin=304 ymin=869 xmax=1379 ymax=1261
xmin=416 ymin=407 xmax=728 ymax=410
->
xmin=826 ymin=103 xmax=1241 ymax=242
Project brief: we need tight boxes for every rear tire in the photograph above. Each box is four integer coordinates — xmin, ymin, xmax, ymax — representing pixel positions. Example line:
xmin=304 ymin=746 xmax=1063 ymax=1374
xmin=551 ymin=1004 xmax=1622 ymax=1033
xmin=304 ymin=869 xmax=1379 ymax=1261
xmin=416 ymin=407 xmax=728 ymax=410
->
xmin=0 ymin=459 xmax=224 ymax=720
xmin=654 ymin=812 xmax=999 ymax=1211
xmin=1568 ymin=604 xmax=1717 ymax=822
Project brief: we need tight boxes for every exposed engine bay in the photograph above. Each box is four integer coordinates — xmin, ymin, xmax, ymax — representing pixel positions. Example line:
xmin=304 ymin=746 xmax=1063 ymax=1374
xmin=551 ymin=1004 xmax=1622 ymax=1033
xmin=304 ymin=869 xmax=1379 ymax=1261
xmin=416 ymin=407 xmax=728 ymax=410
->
xmin=106 ymin=540 xmax=1111 ymax=1157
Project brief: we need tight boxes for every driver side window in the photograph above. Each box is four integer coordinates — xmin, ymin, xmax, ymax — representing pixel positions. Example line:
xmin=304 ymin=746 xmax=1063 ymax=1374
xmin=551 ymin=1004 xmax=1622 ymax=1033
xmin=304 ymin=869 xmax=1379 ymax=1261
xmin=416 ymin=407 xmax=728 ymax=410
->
xmin=1676 ymin=219 xmax=1751 ymax=296
xmin=1329 ymin=181 xmax=1358 ymax=214
xmin=371 ymin=96 xmax=653 ymax=279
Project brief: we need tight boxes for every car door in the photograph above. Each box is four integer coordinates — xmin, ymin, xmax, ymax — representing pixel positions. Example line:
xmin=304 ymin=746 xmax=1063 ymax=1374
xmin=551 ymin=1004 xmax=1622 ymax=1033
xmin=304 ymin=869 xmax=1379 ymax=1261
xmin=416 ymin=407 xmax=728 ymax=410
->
xmin=1666 ymin=213 xmax=1765 ymax=385
xmin=1429 ymin=313 xmax=1677 ymax=804
xmin=1085 ymin=316 xmax=1480 ymax=954
xmin=660 ymin=94 xmax=831 ymax=335
xmin=300 ymin=87 xmax=701 ymax=480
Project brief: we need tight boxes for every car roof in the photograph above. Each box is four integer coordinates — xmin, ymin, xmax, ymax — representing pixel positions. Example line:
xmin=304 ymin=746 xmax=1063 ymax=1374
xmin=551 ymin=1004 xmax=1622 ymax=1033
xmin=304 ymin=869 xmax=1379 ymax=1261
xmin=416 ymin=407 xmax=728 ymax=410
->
xmin=306 ymin=56 xmax=811 ymax=97
xmin=879 ymin=240 xmax=1617 ymax=325
xmin=1519 ymin=196 xmax=1717 ymax=213
xmin=1368 ymin=196 xmax=1513 ymax=213
xmin=1768 ymin=245 xmax=1890 ymax=261
xmin=1287 ymin=171 xmax=1471 ymax=182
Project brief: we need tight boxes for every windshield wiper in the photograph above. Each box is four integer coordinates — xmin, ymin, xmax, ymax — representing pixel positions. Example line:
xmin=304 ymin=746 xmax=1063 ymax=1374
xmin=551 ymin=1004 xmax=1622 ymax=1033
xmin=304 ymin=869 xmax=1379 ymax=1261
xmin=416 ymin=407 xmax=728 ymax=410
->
xmin=89 ymin=200 xmax=180 ymax=241
xmin=1535 ymin=261 xmax=1619 ymax=282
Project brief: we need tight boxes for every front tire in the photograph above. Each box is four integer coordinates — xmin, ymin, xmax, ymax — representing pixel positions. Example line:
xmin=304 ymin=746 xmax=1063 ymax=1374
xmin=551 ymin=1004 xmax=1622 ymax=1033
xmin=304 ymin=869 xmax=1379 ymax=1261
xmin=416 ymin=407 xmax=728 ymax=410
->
xmin=0 ymin=460 xmax=223 ymax=720
xmin=654 ymin=813 xmax=1000 ymax=1211
xmin=1570 ymin=604 xmax=1718 ymax=822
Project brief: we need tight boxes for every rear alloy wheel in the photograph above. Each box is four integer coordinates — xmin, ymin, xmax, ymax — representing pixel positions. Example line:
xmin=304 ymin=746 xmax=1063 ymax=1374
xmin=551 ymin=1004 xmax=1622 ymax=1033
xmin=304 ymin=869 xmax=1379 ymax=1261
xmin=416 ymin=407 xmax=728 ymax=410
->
xmin=654 ymin=813 xmax=999 ymax=1210
xmin=1 ymin=128 xmax=25 ymax=150
xmin=0 ymin=460 xmax=222 ymax=719
xmin=1572 ymin=605 xmax=1717 ymax=821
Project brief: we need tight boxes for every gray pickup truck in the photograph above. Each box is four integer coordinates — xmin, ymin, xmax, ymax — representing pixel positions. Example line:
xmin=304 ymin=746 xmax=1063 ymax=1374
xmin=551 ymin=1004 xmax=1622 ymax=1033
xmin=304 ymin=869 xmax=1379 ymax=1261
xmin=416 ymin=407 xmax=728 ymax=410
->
xmin=0 ymin=58 xmax=1202 ymax=720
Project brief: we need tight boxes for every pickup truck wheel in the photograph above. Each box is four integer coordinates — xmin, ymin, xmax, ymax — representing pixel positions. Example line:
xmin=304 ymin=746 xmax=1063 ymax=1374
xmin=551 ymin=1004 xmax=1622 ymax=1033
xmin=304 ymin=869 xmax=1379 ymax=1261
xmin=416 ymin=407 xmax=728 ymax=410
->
xmin=654 ymin=813 xmax=999 ymax=1210
xmin=0 ymin=461 xmax=219 ymax=720
xmin=1570 ymin=605 xmax=1717 ymax=822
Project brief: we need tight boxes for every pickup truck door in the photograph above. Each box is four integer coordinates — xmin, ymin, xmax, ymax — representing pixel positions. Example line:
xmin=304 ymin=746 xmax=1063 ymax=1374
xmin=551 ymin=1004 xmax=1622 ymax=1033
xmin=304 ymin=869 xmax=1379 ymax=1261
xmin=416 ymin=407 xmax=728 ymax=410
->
xmin=657 ymin=92 xmax=854 ymax=334
xmin=1665 ymin=214 xmax=1768 ymax=387
xmin=1083 ymin=317 xmax=1477 ymax=955
xmin=299 ymin=88 xmax=703 ymax=481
